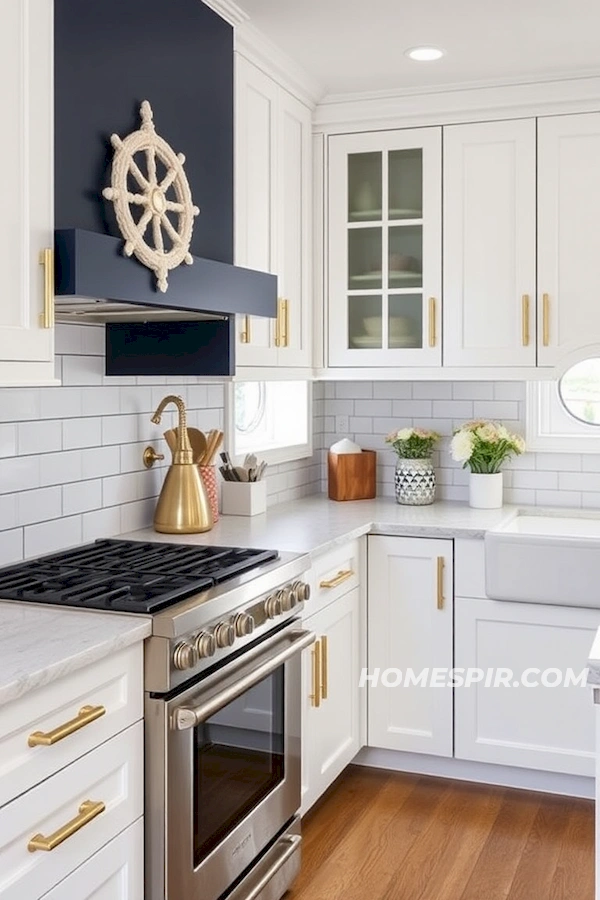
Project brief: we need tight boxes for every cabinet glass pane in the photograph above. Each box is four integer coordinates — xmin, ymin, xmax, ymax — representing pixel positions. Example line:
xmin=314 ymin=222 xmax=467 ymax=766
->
xmin=348 ymin=152 xmax=382 ymax=222
xmin=348 ymin=228 xmax=382 ymax=290
xmin=388 ymin=149 xmax=423 ymax=220
xmin=388 ymin=225 xmax=422 ymax=289
xmin=349 ymin=295 xmax=382 ymax=349
xmin=389 ymin=295 xmax=423 ymax=349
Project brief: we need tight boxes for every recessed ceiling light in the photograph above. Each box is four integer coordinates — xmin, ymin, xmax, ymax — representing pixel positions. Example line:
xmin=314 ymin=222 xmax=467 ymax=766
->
xmin=405 ymin=46 xmax=445 ymax=62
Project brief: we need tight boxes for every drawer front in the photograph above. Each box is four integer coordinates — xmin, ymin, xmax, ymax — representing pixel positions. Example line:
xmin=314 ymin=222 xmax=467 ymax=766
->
xmin=0 ymin=722 xmax=143 ymax=900
xmin=0 ymin=644 xmax=143 ymax=807
xmin=41 ymin=817 xmax=144 ymax=900
xmin=305 ymin=540 xmax=362 ymax=617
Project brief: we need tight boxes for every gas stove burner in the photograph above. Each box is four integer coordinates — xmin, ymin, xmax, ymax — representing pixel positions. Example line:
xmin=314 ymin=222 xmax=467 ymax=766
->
xmin=0 ymin=540 xmax=279 ymax=613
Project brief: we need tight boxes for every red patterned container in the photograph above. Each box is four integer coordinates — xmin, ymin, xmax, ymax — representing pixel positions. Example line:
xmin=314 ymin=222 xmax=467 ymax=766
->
xmin=199 ymin=465 xmax=219 ymax=522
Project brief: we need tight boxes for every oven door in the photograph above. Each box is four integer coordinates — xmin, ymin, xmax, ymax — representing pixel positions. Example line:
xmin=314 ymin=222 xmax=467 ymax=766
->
xmin=156 ymin=623 xmax=314 ymax=900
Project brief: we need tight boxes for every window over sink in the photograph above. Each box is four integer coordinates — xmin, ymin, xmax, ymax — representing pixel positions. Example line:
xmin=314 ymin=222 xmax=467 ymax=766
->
xmin=227 ymin=381 xmax=312 ymax=464
xmin=526 ymin=358 xmax=600 ymax=452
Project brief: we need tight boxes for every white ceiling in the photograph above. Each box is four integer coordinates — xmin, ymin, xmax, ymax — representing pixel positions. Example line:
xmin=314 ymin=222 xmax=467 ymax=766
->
xmin=236 ymin=0 xmax=600 ymax=96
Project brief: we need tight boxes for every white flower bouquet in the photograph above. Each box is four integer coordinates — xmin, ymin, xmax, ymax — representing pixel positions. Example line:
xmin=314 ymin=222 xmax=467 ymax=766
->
xmin=385 ymin=427 xmax=440 ymax=460
xmin=451 ymin=421 xmax=525 ymax=474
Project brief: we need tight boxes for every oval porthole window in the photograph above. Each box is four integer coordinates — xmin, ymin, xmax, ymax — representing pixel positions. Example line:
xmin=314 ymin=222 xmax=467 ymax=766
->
xmin=558 ymin=358 xmax=600 ymax=425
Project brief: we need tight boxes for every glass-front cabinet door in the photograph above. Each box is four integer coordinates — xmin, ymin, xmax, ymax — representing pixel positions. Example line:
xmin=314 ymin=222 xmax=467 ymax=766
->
xmin=328 ymin=128 xmax=442 ymax=367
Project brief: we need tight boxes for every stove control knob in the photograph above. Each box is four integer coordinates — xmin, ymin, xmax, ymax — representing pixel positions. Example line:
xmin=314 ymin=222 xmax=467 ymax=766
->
xmin=264 ymin=594 xmax=282 ymax=619
xmin=195 ymin=631 xmax=217 ymax=659
xmin=278 ymin=587 xmax=295 ymax=612
xmin=292 ymin=580 xmax=311 ymax=603
xmin=214 ymin=622 xmax=236 ymax=649
xmin=173 ymin=642 xmax=198 ymax=671
xmin=234 ymin=612 xmax=255 ymax=637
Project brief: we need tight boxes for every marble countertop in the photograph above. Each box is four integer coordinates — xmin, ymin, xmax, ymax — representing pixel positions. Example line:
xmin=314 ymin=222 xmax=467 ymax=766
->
xmin=0 ymin=603 xmax=151 ymax=706
xmin=122 ymin=496 xmax=518 ymax=558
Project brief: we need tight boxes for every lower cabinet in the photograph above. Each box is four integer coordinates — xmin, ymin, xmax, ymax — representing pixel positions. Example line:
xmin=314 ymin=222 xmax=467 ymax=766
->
xmin=455 ymin=596 xmax=600 ymax=777
xmin=301 ymin=587 xmax=362 ymax=814
xmin=368 ymin=536 xmax=453 ymax=757
xmin=41 ymin=818 xmax=144 ymax=900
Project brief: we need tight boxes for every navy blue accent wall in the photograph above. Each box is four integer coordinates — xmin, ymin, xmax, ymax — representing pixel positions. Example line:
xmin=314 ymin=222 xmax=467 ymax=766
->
xmin=54 ymin=0 xmax=233 ymax=265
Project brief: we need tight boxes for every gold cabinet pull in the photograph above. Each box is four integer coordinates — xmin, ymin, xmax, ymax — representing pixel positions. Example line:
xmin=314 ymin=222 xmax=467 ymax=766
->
xmin=283 ymin=298 xmax=290 ymax=347
xmin=437 ymin=557 xmax=445 ymax=610
xmin=240 ymin=315 xmax=251 ymax=344
xmin=275 ymin=298 xmax=283 ymax=347
xmin=319 ymin=569 xmax=354 ymax=589
xmin=310 ymin=639 xmax=321 ymax=708
xmin=28 ymin=800 xmax=105 ymax=852
xmin=320 ymin=635 xmax=328 ymax=701
xmin=521 ymin=294 xmax=530 ymax=346
xmin=28 ymin=705 xmax=106 ymax=748
xmin=428 ymin=297 xmax=437 ymax=348
xmin=542 ymin=293 xmax=550 ymax=346
xmin=39 ymin=248 xmax=54 ymax=329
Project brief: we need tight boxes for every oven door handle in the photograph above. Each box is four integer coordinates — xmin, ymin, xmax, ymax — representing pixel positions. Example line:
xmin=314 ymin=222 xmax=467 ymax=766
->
xmin=173 ymin=629 xmax=316 ymax=730
xmin=240 ymin=833 xmax=302 ymax=900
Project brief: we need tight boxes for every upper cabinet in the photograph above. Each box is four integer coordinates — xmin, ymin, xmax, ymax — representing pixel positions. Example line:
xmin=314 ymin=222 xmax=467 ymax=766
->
xmin=443 ymin=119 xmax=536 ymax=368
xmin=328 ymin=128 xmax=442 ymax=368
xmin=235 ymin=54 xmax=313 ymax=371
xmin=537 ymin=113 xmax=600 ymax=366
xmin=0 ymin=0 xmax=55 ymax=385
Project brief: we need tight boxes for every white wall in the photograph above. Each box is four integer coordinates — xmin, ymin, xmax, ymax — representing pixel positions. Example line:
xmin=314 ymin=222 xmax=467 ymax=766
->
xmin=319 ymin=380 xmax=600 ymax=507
xmin=0 ymin=325 xmax=322 ymax=566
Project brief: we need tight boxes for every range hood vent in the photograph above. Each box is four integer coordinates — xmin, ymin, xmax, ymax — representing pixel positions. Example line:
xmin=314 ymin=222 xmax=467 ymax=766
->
xmin=54 ymin=228 xmax=277 ymax=323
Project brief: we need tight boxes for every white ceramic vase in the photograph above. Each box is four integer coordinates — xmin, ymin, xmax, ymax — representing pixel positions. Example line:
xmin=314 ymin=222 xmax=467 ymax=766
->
xmin=469 ymin=472 xmax=503 ymax=509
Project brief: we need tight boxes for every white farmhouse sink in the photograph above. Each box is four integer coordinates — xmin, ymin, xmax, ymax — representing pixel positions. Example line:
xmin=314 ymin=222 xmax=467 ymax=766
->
xmin=485 ymin=512 xmax=600 ymax=608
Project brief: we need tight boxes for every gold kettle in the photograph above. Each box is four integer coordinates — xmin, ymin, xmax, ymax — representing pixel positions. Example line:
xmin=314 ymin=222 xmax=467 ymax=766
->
xmin=150 ymin=395 xmax=213 ymax=534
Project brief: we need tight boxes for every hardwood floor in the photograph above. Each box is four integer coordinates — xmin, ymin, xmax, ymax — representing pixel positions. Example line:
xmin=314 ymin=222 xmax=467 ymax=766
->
xmin=288 ymin=767 xmax=594 ymax=900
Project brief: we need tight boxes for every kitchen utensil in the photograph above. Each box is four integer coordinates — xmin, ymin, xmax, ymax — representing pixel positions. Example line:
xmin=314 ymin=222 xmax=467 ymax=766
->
xmin=234 ymin=466 xmax=249 ymax=482
xmin=201 ymin=429 xmax=223 ymax=466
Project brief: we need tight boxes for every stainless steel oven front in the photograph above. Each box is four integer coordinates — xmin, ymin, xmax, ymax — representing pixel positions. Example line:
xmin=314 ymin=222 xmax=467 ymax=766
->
xmin=146 ymin=620 xmax=315 ymax=900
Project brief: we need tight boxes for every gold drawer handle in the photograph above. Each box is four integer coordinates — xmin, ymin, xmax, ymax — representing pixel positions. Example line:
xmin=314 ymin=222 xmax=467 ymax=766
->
xmin=39 ymin=248 xmax=54 ymax=329
xmin=310 ymin=639 xmax=321 ymax=708
xmin=319 ymin=569 xmax=354 ymax=589
xmin=320 ymin=635 xmax=328 ymax=700
xmin=437 ymin=557 xmax=445 ymax=610
xmin=521 ymin=294 xmax=530 ymax=346
xmin=240 ymin=315 xmax=251 ymax=344
xmin=275 ymin=298 xmax=283 ymax=347
xmin=28 ymin=705 xmax=106 ymax=748
xmin=28 ymin=799 xmax=105 ymax=852
xmin=283 ymin=298 xmax=290 ymax=347
xmin=542 ymin=293 xmax=550 ymax=346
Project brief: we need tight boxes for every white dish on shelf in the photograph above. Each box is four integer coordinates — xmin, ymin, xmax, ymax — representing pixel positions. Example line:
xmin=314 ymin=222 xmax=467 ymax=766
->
xmin=389 ymin=208 xmax=422 ymax=218
xmin=350 ymin=271 xmax=421 ymax=283
xmin=351 ymin=334 xmax=419 ymax=349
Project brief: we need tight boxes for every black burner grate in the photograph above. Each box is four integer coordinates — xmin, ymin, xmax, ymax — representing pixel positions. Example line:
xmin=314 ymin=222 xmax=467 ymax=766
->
xmin=0 ymin=540 xmax=278 ymax=613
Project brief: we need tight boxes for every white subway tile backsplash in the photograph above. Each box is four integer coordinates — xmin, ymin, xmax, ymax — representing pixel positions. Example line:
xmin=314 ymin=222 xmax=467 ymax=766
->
xmin=40 ymin=450 xmax=83 ymax=487
xmin=432 ymin=400 xmax=473 ymax=419
xmin=0 ymin=456 xmax=41 ymax=495
xmin=18 ymin=487 xmax=62 ymax=526
xmin=335 ymin=381 xmax=373 ymax=399
xmin=61 ymin=354 xmax=104 ymax=386
xmin=413 ymin=382 xmax=452 ymax=400
xmin=473 ymin=400 xmax=519 ymax=420
xmin=0 ymin=425 xmax=17 ymax=458
xmin=0 ymin=390 xmax=41 ymax=422
xmin=512 ymin=470 xmax=558 ymax=491
xmin=63 ymin=417 xmax=103 ymax=450
xmin=373 ymin=382 xmax=412 ymax=399
xmin=354 ymin=399 xmax=392 ymax=417
xmin=24 ymin=515 xmax=82 ymax=558
xmin=82 ymin=507 xmax=122 ymax=542
xmin=0 ymin=528 xmax=23 ymax=564
xmin=452 ymin=382 xmax=494 ymax=400
xmin=63 ymin=480 xmax=103 ymax=516
xmin=18 ymin=419 xmax=63 ymax=455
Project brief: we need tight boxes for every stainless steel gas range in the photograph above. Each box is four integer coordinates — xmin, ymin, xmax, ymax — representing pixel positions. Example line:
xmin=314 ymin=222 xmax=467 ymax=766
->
xmin=0 ymin=539 xmax=314 ymax=900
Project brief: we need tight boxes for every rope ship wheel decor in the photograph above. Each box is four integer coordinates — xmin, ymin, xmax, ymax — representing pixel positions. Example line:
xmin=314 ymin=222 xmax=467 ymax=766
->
xmin=102 ymin=100 xmax=200 ymax=292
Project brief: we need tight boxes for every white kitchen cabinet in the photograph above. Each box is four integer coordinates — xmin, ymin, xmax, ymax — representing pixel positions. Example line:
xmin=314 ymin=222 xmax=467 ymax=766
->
xmin=443 ymin=119 xmax=536 ymax=368
xmin=235 ymin=54 xmax=312 ymax=371
xmin=455 ymin=596 xmax=599 ymax=777
xmin=0 ymin=0 xmax=55 ymax=385
xmin=301 ymin=586 xmax=362 ymax=814
xmin=41 ymin=818 xmax=143 ymax=900
xmin=327 ymin=127 xmax=442 ymax=368
xmin=367 ymin=535 xmax=453 ymax=757
xmin=0 ymin=723 xmax=143 ymax=900
xmin=538 ymin=113 xmax=600 ymax=367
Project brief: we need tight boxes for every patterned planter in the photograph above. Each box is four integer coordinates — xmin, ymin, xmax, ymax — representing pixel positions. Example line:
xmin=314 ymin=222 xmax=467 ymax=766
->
xmin=394 ymin=458 xmax=436 ymax=506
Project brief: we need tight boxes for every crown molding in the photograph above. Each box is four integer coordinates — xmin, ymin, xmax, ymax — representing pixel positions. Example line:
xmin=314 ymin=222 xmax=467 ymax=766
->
xmin=235 ymin=21 xmax=324 ymax=108
xmin=314 ymin=71 xmax=600 ymax=131
xmin=201 ymin=0 xmax=249 ymax=27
